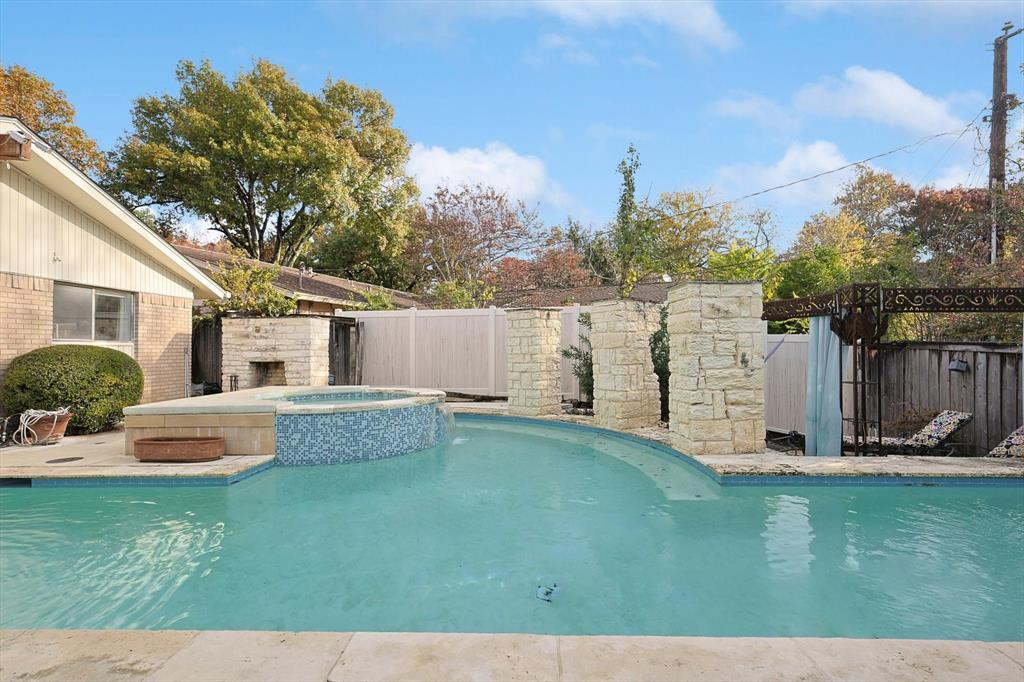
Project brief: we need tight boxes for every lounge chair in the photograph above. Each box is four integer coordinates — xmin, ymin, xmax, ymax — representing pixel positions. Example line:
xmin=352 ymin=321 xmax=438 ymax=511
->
xmin=844 ymin=410 xmax=973 ymax=456
xmin=988 ymin=426 xmax=1024 ymax=458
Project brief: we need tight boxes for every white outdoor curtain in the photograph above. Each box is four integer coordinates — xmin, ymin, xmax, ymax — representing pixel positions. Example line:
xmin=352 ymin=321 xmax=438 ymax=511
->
xmin=805 ymin=316 xmax=842 ymax=456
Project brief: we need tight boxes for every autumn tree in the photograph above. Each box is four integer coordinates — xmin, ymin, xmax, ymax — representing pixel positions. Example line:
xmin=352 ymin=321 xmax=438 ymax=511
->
xmin=486 ymin=242 xmax=598 ymax=303
xmin=408 ymin=183 xmax=547 ymax=301
xmin=834 ymin=166 xmax=915 ymax=238
xmin=104 ymin=59 xmax=416 ymax=266
xmin=0 ymin=64 xmax=106 ymax=173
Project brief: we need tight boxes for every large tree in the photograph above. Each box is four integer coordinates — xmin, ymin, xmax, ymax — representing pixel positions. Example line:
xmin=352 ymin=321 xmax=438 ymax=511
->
xmin=0 ymin=64 xmax=106 ymax=173
xmin=411 ymin=183 xmax=547 ymax=286
xmin=104 ymin=59 xmax=416 ymax=265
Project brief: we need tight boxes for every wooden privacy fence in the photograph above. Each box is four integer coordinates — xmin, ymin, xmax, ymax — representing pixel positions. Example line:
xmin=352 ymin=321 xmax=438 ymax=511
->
xmin=345 ymin=306 xmax=591 ymax=400
xmin=191 ymin=318 xmax=221 ymax=385
xmin=763 ymin=335 xmax=1023 ymax=455
xmin=872 ymin=342 xmax=1022 ymax=455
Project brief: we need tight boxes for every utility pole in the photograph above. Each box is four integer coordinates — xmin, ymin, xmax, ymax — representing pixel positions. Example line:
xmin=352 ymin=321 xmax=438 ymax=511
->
xmin=988 ymin=21 xmax=1023 ymax=264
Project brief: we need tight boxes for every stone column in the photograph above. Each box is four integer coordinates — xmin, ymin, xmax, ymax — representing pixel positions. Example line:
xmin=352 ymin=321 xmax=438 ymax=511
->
xmin=668 ymin=281 xmax=765 ymax=455
xmin=506 ymin=308 xmax=561 ymax=416
xmin=591 ymin=299 xmax=662 ymax=430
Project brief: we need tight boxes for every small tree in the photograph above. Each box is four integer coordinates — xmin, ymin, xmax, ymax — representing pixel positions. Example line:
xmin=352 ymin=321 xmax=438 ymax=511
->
xmin=362 ymin=288 xmax=396 ymax=310
xmin=648 ymin=304 xmax=670 ymax=421
xmin=430 ymin=279 xmax=495 ymax=309
xmin=207 ymin=258 xmax=297 ymax=317
xmin=561 ymin=313 xmax=593 ymax=404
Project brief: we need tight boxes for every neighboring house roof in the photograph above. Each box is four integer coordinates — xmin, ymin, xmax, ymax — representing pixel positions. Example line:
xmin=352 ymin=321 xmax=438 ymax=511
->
xmin=174 ymin=244 xmax=421 ymax=309
xmin=0 ymin=116 xmax=226 ymax=300
xmin=493 ymin=282 xmax=673 ymax=308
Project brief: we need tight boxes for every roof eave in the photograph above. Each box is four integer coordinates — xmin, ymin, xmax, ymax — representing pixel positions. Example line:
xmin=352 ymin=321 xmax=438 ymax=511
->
xmin=0 ymin=117 xmax=228 ymax=300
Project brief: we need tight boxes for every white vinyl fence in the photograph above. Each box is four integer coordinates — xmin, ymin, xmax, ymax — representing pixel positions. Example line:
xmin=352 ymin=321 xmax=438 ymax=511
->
xmin=343 ymin=309 xmax=809 ymax=428
xmin=763 ymin=334 xmax=809 ymax=434
xmin=346 ymin=306 xmax=591 ymax=400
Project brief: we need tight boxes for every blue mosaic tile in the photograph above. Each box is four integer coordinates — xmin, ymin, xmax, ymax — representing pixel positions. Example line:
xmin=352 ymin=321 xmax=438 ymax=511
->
xmin=275 ymin=403 xmax=448 ymax=466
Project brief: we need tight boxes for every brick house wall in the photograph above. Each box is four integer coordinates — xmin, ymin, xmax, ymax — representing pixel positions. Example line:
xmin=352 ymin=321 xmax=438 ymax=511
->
xmin=0 ymin=273 xmax=53 ymax=392
xmin=136 ymin=293 xmax=193 ymax=403
xmin=0 ymin=272 xmax=193 ymax=411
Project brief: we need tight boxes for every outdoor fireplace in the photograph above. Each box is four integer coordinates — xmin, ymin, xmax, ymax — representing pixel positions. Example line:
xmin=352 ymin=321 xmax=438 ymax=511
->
xmin=249 ymin=361 xmax=286 ymax=388
xmin=220 ymin=317 xmax=331 ymax=390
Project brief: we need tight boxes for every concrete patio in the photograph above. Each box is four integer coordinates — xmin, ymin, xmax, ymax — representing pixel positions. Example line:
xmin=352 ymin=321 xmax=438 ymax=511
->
xmin=1 ymin=629 xmax=1021 ymax=682
xmin=0 ymin=428 xmax=272 ymax=484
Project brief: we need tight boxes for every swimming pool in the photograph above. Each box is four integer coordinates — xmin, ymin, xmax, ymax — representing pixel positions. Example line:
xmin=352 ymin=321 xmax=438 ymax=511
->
xmin=1 ymin=416 xmax=1021 ymax=640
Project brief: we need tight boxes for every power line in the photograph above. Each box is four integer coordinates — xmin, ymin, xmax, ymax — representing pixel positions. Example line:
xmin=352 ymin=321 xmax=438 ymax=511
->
xmin=915 ymin=105 xmax=989 ymax=188
xmin=656 ymin=123 xmax=984 ymax=223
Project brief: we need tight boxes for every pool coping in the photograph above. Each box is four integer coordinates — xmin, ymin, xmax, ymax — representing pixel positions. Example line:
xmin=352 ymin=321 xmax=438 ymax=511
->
xmin=0 ymin=628 xmax=1020 ymax=681
xmin=457 ymin=412 xmax=1024 ymax=487
xmin=123 ymin=385 xmax=446 ymax=416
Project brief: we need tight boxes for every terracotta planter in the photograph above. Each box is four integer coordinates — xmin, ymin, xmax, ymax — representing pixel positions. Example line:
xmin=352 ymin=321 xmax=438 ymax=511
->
xmin=24 ymin=413 xmax=73 ymax=445
xmin=134 ymin=437 xmax=225 ymax=463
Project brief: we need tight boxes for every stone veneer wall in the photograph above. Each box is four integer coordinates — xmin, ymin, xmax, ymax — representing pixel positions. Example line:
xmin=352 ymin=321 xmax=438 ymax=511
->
xmin=221 ymin=316 xmax=331 ymax=390
xmin=668 ymin=281 xmax=766 ymax=455
xmin=506 ymin=308 xmax=561 ymax=416
xmin=124 ymin=413 xmax=276 ymax=456
xmin=591 ymin=299 xmax=662 ymax=430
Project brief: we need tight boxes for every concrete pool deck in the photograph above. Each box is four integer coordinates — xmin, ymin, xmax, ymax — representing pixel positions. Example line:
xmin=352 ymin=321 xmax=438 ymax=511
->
xmin=0 ymin=629 xmax=1021 ymax=681
xmin=0 ymin=429 xmax=273 ymax=484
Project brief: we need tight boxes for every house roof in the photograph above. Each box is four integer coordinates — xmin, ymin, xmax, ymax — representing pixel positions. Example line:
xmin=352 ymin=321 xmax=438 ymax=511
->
xmin=492 ymin=281 xmax=673 ymax=308
xmin=174 ymin=244 xmax=421 ymax=309
xmin=0 ymin=116 xmax=227 ymax=300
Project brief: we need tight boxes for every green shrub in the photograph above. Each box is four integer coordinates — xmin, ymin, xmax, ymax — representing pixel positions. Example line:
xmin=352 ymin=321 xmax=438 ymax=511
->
xmin=1 ymin=345 xmax=144 ymax=434
xmin=561 ymin=313 xmax=593 ymax=404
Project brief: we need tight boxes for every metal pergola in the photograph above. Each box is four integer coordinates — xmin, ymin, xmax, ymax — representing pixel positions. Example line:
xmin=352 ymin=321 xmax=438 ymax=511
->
xmin=762 ymin=285 xmax=1024 ymax=456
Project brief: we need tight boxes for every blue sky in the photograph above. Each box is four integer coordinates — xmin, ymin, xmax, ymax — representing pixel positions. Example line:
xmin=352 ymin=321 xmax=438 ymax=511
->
xmin=2 ymin=0 xmax=1022 ymax=245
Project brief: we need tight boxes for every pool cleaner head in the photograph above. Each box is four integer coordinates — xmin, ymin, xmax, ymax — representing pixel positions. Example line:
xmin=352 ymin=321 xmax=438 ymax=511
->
xmin=536 ymin=583 xmax=558 ymax=602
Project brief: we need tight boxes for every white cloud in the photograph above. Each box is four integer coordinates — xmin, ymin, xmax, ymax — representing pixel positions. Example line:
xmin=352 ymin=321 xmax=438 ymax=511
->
xmin=178 ymin=216 xmax=220 ymax=242
xmin=795 ymin=66 xmax=963 ymax=135
xmin=717 ymin=140 xmax=853 ymax=207
xmin=407 ymin=141 xmax=570 ymax=207
xmin=623 ymin=54 xmax=661 ymax=69
xmin=713 ymin=94 xmax=800 ymax=132
xmin=526 ymin=32 xmax=596 ymax=65
xmin=930 ymin=163 xmax=985 ymax=190
xmin=534 ymin=0 xmax=738 ymax=51
xmin=784 ymin=0 xmax=1019 ymax=23
xmin=344 ymin=1 xmax=737 ymax=52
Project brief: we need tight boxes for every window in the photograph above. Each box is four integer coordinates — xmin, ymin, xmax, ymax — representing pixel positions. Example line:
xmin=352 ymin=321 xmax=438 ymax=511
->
xmin=53 ymin=283 xmax=134 ymax=342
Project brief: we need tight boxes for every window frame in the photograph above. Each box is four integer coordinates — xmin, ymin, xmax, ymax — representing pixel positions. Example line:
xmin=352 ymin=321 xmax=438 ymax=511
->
xmin=52 ymin=282 xmax=136 ymax=343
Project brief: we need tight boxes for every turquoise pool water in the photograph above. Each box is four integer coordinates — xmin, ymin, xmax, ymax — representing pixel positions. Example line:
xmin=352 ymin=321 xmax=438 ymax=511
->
xmin=1 ymin=417 xmax=1022 ymax=640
